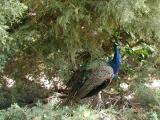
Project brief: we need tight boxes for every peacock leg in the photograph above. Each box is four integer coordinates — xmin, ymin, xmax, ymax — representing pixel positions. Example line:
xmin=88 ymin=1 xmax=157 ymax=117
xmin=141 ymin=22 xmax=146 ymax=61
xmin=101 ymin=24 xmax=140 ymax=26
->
xmin=96 ymin=91 xmax=105 ymax=109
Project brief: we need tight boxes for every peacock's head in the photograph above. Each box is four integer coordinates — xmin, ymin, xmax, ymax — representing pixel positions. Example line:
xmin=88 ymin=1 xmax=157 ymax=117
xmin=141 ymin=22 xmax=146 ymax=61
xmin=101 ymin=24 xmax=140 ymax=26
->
xmin=108 ymin=42 xmax=122 ymax=77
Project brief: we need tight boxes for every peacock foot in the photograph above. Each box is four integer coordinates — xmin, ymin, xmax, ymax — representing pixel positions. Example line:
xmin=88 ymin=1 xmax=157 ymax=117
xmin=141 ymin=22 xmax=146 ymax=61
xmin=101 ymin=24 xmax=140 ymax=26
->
xmin=90 ymin=92 xmax=105 ymax=110
xmin=95 ymin=99 xmax=105 ymax=110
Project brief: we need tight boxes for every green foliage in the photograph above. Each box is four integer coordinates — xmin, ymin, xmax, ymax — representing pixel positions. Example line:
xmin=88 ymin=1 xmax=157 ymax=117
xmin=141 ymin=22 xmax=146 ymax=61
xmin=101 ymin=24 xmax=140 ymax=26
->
xmin=0 ymin=103 xmax=100 ymax=120
xmin=1 ymin=0 xmax=159 ymax=82
xmin=134 ymin=84 xmax=160 ymax=107
xmin=0 ymin=0 xmax=160 ymax=119
xmin=3 ymin=104 xmax=27 ymax=120
xmin=148 ymin=111 xmax=159 ymax=120
xmin=0 ymin=0 xmax=27 ymax=25
xmin=0 ymin=102 xmax=159 ymax=120
xmin=0 ymin=89 xmax=12 ymax=109
xmin=0 ymin=0 xmax=27 ymax=72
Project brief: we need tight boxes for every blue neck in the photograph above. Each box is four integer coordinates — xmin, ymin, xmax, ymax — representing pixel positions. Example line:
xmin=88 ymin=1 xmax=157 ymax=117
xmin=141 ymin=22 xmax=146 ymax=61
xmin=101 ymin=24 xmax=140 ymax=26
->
xmin=108 ymin=45 xmax=121 ymax=75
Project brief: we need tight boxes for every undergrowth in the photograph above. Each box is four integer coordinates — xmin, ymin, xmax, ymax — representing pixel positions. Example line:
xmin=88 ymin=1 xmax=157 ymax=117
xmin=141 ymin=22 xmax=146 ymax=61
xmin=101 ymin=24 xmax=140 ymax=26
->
xmin=0 ymin=87 xmax=160 ymax=120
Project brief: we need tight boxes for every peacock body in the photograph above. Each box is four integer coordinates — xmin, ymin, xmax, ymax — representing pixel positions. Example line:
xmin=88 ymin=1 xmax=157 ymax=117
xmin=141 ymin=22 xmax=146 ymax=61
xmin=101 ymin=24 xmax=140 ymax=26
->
xmin=64 ymin=44 xmax=121 ymax=104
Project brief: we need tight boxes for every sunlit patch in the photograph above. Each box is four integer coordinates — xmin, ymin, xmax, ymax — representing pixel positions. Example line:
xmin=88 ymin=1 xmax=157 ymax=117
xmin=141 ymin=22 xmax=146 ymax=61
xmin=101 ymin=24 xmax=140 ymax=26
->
xmin=2 ymin=76 xmax=15 ymax=88
xmin=124 ymin=93 xmax=135 ymax=100
xmin=83 ymin=111 xmax=90 ymax=117
xmin=25 ymin=73 xmax=62 ymax=89
xmin=145 ymin=80 xmax=160 ymax=89
xmin=120 ymin=82 xmax=129 ymax=91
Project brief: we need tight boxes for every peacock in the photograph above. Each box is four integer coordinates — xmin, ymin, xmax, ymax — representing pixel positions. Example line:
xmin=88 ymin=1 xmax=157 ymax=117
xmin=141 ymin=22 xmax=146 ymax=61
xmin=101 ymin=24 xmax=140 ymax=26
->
xmin=63 ymin=43 xmax=122 ymax=106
